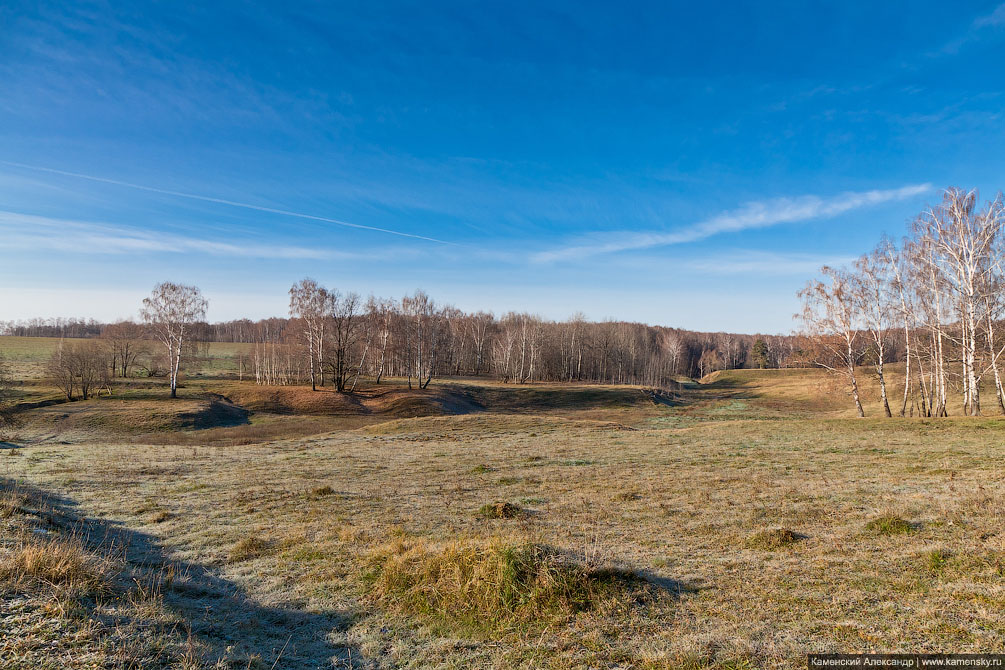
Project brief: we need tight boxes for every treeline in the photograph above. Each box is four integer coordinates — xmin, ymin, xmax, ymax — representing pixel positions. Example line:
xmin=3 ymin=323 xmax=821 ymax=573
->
xmin=799 ymin=187 xmax=1005 ymax=417
xmin=6 ymin=286 xmax=803 ymax=390
xmin=243 ymin=282 xmax=800 ymax=389
xmin=1 ymin=318 xmax=103 ymax=338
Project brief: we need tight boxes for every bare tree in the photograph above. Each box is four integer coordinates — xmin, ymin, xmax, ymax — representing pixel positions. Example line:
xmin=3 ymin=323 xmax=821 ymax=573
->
xmin=469 ymin=311 xmax=494 ymax=376
xmin=853 ymin=248 xmax=893 ymax=417
xmin=917 ymin=189 xmax=1004 ymax=415
xmin=74 ymin=341 xmax=110 ymax=400
xmin=141 ymin=282 xmax=208 ymax=399
xmin=882 ymin=239 xmax=915 ymax=416
xmin=44 ymin=340 xmax=109 ymax=401
xmin=46 ymin=342 xmax=76 ymax=401
xmin=401 ymin=291 xmax=443 ymax=389
xmin=102 ymin=321 xmax=146 ymax=377
xmin=326 ymin=290 xmax=362 ymax=393
xmin=798 ymin=266 xmax=866 ymax=417
xmin=367 ymin=296 xmax=394 ymax=384
xmin=289 ymin=278 xmax=330 ymax=392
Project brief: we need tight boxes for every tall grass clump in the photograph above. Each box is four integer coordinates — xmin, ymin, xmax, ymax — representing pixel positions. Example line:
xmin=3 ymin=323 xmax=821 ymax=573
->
xmin=0 ymin=533 xmax=109 ymax=597
xmin=865 ymin=515 xmax=914 ymax=535
xmin=477 ymin=501 xmax=523 ymax=519
xmin=746 ymin=528 xmax=801 ymax=550
xmin=364 ymin=537 xmax=646 ymax=635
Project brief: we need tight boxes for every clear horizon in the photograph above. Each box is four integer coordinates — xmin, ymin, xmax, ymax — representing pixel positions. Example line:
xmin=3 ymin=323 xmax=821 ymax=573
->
xmin=4 ymin=2 xmax=1005 ymax=333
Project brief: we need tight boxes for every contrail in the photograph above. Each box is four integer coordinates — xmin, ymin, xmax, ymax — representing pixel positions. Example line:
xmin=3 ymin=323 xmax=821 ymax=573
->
xmin=0 ymin=160 xmax=451 ymax=244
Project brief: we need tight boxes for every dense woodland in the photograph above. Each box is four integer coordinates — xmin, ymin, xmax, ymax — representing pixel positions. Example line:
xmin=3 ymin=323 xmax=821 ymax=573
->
xmin=800 ymin=187 xmax=1005 ymax=417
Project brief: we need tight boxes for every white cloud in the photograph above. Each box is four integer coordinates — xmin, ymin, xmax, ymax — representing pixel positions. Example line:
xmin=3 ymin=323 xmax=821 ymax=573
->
xmin=974 ymin=3 xmax=1005 ymax=28
xmin=0 ymin=210 xmax=360 ymax=260
xmin=0 ymin=161 xmax=451 ymax=244
xmin=682 ymin=250 xmax=857 ymax=275
xmin=531 ymin=183 xmax=931 ymax=263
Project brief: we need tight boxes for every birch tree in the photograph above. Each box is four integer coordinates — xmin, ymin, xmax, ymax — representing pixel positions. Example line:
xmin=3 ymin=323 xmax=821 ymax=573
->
xmin=852 ymin=249 xmax=893 ymax=417
xmin=141 ymin=282 xmax=208 ymax=398
xmin=882 ymin=239 xmax=915 ymax=416
xmin=289 ymin=278 xmax=330 ymax=392
xmin=798 ymin=266 xmax=866 ymax=417
xmin=917 ymin=189 xmax=1003 ymax=415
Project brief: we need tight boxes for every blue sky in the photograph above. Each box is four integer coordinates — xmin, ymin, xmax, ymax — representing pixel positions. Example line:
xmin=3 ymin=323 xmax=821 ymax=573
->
xmin=2 ymin=1 xmax=1005 ymax=333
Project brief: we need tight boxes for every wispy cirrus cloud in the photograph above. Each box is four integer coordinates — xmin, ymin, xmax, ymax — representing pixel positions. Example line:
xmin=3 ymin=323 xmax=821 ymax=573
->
xmin=975 ymin=3 xmax=1005 ymax=28
xmin=0 ymin=210 xmax=362 ymax=260
xmin=0 ymin=161 xmax=451 ymax=244
xmin=531 ymin=183 xmax=931 ymax=263
xmin=936 ymin=3 xmax=1005 ymax=55
xmin=682 ymin=250 xmax=857 ymax=275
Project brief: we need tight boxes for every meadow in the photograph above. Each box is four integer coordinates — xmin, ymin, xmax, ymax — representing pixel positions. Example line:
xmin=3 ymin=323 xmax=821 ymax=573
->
xmin=2 ymin=336 xmax=1003 ymax=669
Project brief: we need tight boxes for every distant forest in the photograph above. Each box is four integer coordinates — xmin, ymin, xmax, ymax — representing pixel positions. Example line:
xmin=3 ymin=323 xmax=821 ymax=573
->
xmin=1 ymin=297 xmax=805 ymax=386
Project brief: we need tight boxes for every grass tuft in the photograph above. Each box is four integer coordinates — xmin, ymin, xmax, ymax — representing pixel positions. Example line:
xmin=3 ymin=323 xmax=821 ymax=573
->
xmin=228 ymin=536 xmax=271 ymax=563
xmin=470 ymin=464 xmax=494 ymax=474
xmin=865 ymin=515 xmax=914 ymax=535
xmin=477 ymin=501 xmax=524 ymax=519
xmin=746 ymin=528 xmax=801 ymax=550
xmin=0 ymin=533 xmax=108 ymax=596
xmin=364 ymin=538 xmax=646 ymax=635
xmin=927 ymin=548 xmax=951 ymax=573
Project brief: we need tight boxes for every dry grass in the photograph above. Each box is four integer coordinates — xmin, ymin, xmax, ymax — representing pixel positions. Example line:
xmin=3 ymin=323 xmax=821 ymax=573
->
xmin=228 ymin=535 xmax=272 ymax=563
xmin=0 ymin=484 xmax=215 ymax=668
xmin=6 ymin=369 xmax=1005 ymax=667
xmin=865 ymin=515 xmax=915 ymax=535
xmin=0 ymin=532 xmax=108 ymax=596
xmin=476 ymin=501 xmax=524 ymax=519
xmin=746 ymin=527 xmax=802 ymax=550
xmin=364 ymin=537 xmax=646 ymax=635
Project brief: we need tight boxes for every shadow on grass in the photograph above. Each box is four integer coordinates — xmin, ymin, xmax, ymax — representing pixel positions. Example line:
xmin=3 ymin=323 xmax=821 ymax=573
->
xmin=176 ymin=396 xmax=250 ymax=429
xmin=1 ymin=477 xmax=366 ymax=669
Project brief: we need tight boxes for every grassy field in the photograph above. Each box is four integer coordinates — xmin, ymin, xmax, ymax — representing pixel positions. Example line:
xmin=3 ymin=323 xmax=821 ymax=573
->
xmin=2 ymin=338 xmax=1004 ymax=668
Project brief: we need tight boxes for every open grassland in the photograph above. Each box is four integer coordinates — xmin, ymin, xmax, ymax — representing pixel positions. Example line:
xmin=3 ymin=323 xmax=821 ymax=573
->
xmin=2 ymin=347 xmax=1004 ymax=668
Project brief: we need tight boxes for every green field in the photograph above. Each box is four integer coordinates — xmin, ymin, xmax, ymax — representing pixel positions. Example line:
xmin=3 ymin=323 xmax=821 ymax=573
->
xmin=2 ymin=340 xmax=1004 ymax=668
